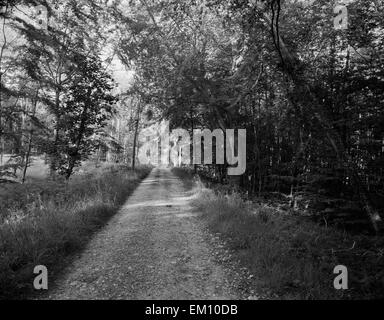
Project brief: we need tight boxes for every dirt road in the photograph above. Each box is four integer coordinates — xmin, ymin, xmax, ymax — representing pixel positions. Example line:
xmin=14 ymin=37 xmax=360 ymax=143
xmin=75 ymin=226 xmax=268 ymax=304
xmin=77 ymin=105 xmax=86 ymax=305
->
xmin=45 ymin=168 xmax=247 ymax=300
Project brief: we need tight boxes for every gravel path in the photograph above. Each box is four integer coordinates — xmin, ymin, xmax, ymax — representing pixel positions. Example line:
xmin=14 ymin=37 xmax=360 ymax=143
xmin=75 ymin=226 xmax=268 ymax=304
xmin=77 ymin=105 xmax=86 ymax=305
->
xmin=45 ymin=168 xmax=247 ymax=300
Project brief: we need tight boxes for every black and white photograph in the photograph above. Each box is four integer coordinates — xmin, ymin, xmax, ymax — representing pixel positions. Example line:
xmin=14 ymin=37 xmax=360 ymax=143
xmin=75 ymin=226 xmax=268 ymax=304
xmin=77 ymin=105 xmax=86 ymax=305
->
xmin=0 ymin=0 xmax=383 ymax=310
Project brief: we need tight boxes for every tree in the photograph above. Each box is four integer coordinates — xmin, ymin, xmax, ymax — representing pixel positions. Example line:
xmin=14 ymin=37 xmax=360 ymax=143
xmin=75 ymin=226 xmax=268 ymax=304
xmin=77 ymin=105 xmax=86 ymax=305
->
xmin=57 ymin=55 xmax=117 ymax=179
xmin=113 ymin=0 xmax=384 ymax=233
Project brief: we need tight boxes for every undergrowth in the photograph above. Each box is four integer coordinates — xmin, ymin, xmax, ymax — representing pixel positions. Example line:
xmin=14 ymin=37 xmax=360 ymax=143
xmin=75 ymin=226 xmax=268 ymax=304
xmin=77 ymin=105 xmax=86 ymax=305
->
xmin=172 ymin=168 xmax=384 ymax=300
xmin=0 ymin=163 xmax=151 ymax=299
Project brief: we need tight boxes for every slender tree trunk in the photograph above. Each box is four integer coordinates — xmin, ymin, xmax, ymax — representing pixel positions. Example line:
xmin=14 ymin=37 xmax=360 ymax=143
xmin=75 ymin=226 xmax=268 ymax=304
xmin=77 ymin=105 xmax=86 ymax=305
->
xmin=0 ymin=4 xmax=9 ymax=166
xmin=66 ymin=158 xmax=76 ymax=180
xmin=66 ymin=94 xmax=91 ymax=180
xmin=0 ymin=139 xmax=3 ymax=165
xmin=22 ymin=131 xmax=33 ymax=184
xmin=0 ymin=115 xmax=3 ymax=165
xmin=131 ymin=125 xmax=138 ymax=170
xmin=131 ymin=103 xmax=141 ymax=170
xmin=50 ymin=89 xmax=61 ymax=176
xmin=22 ymin=91 xmax=39 ymax=183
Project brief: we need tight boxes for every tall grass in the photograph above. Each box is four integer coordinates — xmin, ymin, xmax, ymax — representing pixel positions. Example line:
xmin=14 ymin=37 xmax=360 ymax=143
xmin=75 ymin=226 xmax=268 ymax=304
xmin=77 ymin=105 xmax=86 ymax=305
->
xmin=0 ymin=164 xmax=151 ymax=299
xmin=193 ymin=188 xmax=384 ymax=300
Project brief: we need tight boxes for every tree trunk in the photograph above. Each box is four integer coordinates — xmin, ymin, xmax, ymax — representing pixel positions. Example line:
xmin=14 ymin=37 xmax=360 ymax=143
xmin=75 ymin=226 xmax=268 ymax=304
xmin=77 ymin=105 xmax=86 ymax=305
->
xmin=50 ymin=89 xmax=61 ymax=176
xmin=131 ymin=102 xmax=142 ymax=170
xmin=22 ymin=91 xmax=39 ymax=184
xmin=0 ymin=4 xmax=8 ymax=166
xmin=22 ymin=131 xmax=33 ymax=184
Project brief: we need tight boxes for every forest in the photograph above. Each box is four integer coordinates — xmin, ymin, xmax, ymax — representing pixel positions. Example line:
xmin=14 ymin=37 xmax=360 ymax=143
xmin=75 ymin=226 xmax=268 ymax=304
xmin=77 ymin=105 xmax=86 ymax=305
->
xmin=0 ymin=0 xmax=383 ymax=300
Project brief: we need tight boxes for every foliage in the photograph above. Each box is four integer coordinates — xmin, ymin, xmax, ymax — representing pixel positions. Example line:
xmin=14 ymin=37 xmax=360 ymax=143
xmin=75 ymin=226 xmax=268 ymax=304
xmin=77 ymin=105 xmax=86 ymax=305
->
xmin=1 ymin=0 xmax=119 ymax=180
xmin=115 ymin=0 xmax=384 ymax=232
xmin=56 ymin=55 xmax=117 ymax=178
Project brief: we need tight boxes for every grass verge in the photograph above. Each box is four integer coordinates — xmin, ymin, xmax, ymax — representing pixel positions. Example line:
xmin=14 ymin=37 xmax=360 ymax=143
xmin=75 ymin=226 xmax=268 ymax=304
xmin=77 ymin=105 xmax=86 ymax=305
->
xmin=0 ymin=164 xmax=151 ymax=299
xmin=172 ymin=169 xmax=384 ymax=299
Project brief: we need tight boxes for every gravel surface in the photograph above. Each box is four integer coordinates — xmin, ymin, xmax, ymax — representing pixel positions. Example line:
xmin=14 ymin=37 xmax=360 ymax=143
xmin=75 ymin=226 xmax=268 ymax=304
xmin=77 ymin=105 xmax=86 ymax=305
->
xmin=44 ymin=168 xmax=251 ymax=300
